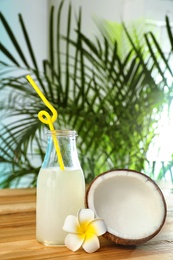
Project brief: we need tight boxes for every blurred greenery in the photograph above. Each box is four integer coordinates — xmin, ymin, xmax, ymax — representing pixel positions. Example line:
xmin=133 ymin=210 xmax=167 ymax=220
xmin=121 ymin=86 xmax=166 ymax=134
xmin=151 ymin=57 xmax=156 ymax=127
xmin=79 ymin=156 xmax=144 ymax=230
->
xmin=0 ymin=1 xmax=173 ymax=187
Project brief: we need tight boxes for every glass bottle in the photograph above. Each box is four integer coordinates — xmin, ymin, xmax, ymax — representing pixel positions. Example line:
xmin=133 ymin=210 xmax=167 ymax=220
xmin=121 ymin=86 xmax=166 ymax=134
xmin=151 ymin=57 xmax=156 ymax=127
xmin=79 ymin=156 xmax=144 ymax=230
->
xmin=36 ymin=130 xmax=85 ymax=246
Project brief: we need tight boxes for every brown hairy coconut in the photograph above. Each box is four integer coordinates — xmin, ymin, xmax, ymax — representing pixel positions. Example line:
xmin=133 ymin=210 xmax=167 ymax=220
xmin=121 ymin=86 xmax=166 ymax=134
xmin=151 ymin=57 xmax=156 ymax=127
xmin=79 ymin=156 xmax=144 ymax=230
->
xmin=85 ymin=169 xmax=167 ymax=245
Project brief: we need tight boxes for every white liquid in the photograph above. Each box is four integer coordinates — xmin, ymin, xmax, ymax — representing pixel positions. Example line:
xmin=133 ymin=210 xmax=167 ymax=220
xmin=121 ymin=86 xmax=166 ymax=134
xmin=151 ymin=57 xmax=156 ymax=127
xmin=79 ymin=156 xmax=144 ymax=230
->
xmin=36 ymin=167 xmax=85 ymax=245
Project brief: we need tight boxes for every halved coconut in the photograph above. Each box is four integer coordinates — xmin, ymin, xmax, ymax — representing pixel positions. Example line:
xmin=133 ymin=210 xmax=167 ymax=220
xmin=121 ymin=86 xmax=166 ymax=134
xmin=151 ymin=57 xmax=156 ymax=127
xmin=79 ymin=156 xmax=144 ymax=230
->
xmin=85 ymin=169 xmax=167 ymax=245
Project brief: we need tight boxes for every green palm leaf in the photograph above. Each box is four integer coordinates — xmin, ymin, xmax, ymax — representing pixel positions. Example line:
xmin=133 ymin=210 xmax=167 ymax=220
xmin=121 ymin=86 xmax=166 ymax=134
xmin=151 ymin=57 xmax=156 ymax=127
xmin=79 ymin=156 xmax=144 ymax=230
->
xmin=0 ymin=1 xmax=173 ymax=187
xmin=0 ymin=12 xmax=30 ymax=67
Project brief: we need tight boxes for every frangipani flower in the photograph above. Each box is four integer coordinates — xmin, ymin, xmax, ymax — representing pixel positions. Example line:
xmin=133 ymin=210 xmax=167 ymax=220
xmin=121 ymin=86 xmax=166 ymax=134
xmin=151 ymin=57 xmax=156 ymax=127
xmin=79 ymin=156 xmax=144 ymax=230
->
xmin=62 ymin=208 xmax=107 ymax=253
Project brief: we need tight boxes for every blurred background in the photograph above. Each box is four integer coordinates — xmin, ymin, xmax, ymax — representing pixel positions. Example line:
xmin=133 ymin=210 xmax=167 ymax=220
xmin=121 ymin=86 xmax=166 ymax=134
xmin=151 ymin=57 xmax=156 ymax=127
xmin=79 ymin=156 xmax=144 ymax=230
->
xmin=0 ymin=0 xmax=173 ymax=188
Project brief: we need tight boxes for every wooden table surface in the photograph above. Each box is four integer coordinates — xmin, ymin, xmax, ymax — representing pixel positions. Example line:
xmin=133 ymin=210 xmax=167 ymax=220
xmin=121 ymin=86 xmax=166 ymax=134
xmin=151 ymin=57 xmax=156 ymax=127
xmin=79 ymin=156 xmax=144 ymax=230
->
xmin=0 ymin=185 xmax=172 ymax=260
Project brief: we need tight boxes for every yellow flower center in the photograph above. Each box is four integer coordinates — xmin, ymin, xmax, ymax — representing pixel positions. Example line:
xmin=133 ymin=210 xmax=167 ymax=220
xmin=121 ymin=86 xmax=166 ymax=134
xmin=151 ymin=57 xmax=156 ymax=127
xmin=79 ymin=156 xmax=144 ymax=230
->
xmin=78 ymin=221 xmax=96 ymax=240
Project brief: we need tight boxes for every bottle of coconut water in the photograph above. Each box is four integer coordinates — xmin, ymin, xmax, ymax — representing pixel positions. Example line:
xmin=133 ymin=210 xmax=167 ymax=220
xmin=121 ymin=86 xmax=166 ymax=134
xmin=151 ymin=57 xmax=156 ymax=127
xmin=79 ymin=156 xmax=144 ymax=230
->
xmin=36 ymin=130 xmax=85 ymax=246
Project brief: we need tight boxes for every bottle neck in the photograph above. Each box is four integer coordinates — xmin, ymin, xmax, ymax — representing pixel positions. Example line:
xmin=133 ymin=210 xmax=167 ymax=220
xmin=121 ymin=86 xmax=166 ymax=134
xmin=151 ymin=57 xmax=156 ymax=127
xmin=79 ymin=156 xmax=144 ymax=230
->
xmin=42 ymin=130 xmax=81 ymax=170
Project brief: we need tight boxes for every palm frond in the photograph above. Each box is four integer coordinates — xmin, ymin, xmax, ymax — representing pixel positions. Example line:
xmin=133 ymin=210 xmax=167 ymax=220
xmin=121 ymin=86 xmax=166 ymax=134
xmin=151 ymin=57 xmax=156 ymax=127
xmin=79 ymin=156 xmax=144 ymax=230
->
xmin=0 ymin=12 xmax=30 ymax=67
xmin=0 ymin=2 xmax=173 ymax=187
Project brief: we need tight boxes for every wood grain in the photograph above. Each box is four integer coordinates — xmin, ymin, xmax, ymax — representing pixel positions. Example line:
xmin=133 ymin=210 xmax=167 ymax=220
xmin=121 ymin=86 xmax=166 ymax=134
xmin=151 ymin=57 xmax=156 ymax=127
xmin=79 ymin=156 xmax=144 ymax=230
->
xmin=0 ymin=185 xmax=172 ymax=260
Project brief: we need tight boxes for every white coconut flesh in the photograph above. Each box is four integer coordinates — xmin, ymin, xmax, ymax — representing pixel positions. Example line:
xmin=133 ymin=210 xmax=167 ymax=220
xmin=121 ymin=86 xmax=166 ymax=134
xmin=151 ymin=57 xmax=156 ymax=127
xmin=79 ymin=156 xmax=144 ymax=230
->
xmin=86 ymin=170 xmax=167 ymax=244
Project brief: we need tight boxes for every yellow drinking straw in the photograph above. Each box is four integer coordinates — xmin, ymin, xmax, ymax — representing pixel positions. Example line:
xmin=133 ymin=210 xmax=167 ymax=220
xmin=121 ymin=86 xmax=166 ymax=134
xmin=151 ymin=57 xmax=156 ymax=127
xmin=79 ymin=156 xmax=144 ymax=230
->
xmin=26 ymin=75 xmax=64 ymax=170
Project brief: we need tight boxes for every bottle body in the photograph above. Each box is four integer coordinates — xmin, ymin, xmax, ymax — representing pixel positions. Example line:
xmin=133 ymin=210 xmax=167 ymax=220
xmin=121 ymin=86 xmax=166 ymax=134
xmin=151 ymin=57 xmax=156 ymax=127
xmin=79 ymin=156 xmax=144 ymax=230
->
xmin=36 ymin=130 xmax=85 ymax=245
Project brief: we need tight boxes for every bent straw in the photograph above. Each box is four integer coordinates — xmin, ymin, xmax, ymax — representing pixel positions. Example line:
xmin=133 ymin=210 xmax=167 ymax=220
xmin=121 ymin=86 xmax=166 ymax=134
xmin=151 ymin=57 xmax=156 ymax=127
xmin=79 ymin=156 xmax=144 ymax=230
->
xmin=26 ymin=75 xmax=64 ymax=170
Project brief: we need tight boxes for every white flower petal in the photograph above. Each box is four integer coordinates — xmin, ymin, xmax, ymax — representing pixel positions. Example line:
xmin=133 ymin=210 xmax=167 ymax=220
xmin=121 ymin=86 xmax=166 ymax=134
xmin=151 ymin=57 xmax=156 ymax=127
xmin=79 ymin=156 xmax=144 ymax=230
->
xmin=62 ymin=215 xmax=80 ymax=233
xmin=88 ymin=218 xmax=107 ymax=236
xmin=78 ymin=209 xmax=95 ymax=227
xmin=82 ymin=234 xmax=100 ymax=253
xmin=64 ymin=233 xmax=85 ymax=252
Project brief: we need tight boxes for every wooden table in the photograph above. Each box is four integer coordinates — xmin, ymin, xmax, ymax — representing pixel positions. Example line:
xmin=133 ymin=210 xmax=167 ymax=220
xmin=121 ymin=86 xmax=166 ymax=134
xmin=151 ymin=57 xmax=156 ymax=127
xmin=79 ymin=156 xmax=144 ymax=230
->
xmin=0 ymin=185 xmax=172 ymax=260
